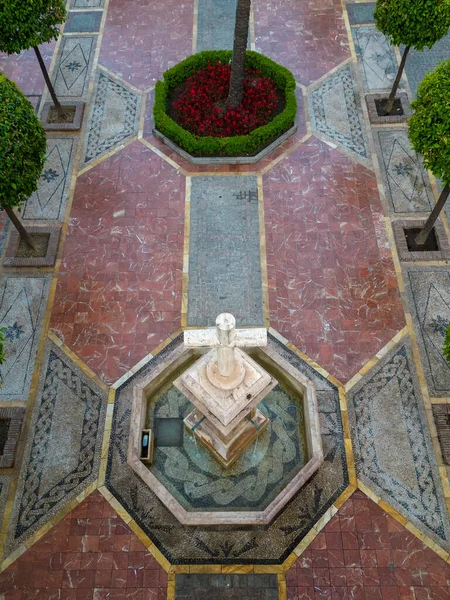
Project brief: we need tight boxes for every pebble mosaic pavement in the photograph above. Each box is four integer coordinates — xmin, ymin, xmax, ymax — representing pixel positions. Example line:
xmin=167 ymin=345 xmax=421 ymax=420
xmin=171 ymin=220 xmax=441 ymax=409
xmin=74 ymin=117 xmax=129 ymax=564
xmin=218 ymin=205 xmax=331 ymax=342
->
xmin=0 ymin=0 xmax=449 ymax=598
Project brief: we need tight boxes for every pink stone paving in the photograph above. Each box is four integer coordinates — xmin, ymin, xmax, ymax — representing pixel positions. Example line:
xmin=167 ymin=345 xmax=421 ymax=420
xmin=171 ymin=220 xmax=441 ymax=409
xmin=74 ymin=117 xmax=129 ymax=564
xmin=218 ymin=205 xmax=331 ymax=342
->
xmin=50 ymin=141 xmax=185 ymax=385
xmin=264 ymin=136 xmax=405 ymax=382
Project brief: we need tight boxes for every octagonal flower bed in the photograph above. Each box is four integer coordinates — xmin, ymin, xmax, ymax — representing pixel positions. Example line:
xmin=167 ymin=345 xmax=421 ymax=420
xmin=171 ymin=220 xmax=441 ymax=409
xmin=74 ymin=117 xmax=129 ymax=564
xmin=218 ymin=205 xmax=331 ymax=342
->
xmin=153 ymin=50 xmax=297 ymax=163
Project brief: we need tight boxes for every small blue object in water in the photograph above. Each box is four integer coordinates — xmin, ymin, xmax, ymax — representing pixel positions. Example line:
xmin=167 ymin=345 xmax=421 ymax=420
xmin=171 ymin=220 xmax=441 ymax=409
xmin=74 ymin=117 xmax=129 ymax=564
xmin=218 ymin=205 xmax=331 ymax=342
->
xmin=142 ymin=434 xmax=149 ymax=448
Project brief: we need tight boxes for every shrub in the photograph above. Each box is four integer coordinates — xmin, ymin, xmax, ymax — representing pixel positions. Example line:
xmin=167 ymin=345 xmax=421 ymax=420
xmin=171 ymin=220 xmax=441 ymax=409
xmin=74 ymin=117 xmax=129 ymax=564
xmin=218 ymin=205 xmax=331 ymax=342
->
xmin=0 ymin=0 xmax=67 ymax=54
xmin=408 ymin=60 xmax=450 ymax=186
xmin=0 ymin=74 xmax=46 ymax=211
xmin=153 ymin=51 xmax=297 ymax=157
xmin=444 ymin=323 xmax=450 ymax=365
xmin=374 ymin=0 xmax=450 ymax=51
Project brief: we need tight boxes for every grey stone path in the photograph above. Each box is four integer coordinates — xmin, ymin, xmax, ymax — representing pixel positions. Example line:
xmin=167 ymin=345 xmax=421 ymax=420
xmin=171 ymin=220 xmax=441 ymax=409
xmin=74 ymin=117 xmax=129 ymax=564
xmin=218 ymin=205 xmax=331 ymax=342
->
xmin=196 ymin=0 xmax=238 ymax=52
xmin=187 ymin=176 xmax=264 ymax=327
xmin=175 ymin=574 xmax=278 ymax=600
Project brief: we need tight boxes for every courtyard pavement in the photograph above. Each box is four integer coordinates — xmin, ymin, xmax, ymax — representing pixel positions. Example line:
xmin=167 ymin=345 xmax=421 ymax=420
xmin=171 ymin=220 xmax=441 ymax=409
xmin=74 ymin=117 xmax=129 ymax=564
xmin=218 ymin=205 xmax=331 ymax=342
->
xmin=0 ymin=0 xmax=449 ymax=598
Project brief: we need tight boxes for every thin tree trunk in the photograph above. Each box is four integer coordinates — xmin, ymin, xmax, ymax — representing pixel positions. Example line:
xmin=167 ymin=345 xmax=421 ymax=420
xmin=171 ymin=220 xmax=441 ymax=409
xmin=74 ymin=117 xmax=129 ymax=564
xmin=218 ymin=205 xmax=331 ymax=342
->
xmin=226 ymin=0 xmax=252 ymax=108
xmin=385 ymin=46 xmax=410 ymax=114
xmin=5 ymin=208 xmax=36 ymax=250
xmin=33 ymin=45 xmax=63 ymax=114
xmin=415 ymin=185 xmax=450 ymax=246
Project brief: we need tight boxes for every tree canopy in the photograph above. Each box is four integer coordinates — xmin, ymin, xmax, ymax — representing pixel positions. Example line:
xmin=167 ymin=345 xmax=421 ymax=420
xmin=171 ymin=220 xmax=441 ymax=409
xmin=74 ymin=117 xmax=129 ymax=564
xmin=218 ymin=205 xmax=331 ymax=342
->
xmin=375 ymin=0 xmax=450 ymax=50
xmin=408 ymin=59 xmax=450 ymax=186
xmin=0 ymin=74 xmax=47 ymax=211
xmin=0 ymin=0 xmax=67 ymax=54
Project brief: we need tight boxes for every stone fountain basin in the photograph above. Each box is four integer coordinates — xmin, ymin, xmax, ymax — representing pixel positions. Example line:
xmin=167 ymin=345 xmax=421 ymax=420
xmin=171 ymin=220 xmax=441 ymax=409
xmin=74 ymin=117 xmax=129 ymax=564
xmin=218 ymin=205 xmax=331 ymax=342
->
xmin=128 ymin=341 xmax=323 ymax=526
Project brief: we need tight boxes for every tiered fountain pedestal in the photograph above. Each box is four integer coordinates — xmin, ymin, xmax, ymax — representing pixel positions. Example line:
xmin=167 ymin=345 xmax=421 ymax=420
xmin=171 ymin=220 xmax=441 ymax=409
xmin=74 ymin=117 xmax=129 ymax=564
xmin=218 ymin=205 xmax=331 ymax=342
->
xmin=175 ymin=346 xmax=276 ymax=467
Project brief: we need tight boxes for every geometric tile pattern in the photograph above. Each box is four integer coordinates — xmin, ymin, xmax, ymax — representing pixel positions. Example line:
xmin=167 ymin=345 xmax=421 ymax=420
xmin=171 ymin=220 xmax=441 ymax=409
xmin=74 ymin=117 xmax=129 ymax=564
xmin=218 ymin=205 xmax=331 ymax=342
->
xmin=50 ymin=142 xmax=185 ymax=385
xmin=374 ymin=129 xmax=434 ymax=214
xmin=187 ymin=176 xmax=264 ymax=327
xmin=23 ymin=137 xmax=78 ymax=221
xmin=433 ymin=404 xmax=450 ymax=465
xmin=175 ymin=574 xmax=278 ymax=599
xmin=286 ymin=489 xmax=450 ymax=600
xmin=6 ymin=340 xmax=107 ymax=555
xmin=0 ymin=491 xmax=169 ymax=598
xmin=253 ymin=0 xmax=350 ymax=86
xmin=352 ymin=26 xmax=399 ymax=90
xmin=403 ymin=267 xmax=450 ymax=397
xmin=147 ymin=384 xmax=307 ymax=511
xmin=106 ymin=334 xmax=349 ymax=564
xmin=53 ymin=36 xmax=96 ymax=98
xmin=83 ymin=71 xmax=141 ymax=164
xmin=348 ymin=337 xmax=450 ymax=551
xmin=0 ymin=276 xmax=51 ymax=401
xmin=309 ymin=65 xmax=369 ymax=164
xmin=264 ymin=137 xmax=405 ymax=383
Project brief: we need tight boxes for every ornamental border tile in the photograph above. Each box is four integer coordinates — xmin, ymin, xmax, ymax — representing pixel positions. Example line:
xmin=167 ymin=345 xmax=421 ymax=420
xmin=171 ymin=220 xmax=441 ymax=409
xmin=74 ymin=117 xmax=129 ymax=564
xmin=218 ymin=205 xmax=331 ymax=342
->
xmin=6 ymin=340 xmax=108 ymax=555
xmin=347 ymin=336 xmax=450 ymax=551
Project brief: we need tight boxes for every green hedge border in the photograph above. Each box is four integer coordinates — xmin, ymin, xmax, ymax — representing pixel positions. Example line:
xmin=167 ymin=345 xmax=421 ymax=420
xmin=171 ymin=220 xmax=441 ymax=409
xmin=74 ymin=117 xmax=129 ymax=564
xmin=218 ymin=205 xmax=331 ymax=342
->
xmin=153 ymin=50 xmax=297 ymax=157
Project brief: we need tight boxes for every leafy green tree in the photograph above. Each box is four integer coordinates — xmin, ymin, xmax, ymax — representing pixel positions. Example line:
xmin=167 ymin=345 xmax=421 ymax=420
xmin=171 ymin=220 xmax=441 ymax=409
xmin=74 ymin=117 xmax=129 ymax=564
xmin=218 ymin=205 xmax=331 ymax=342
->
xmin=226 ymin=0 xmax=251 ymax=108
xmin=374 ymin=0 xmax=450 ymax=114
xmin=0 ymin=74 xmax=47 ymax=248
xmin=0 ymin=0 xmax=67 ymax=113
xmin=408 ymin=59 xmax=450 ymax=245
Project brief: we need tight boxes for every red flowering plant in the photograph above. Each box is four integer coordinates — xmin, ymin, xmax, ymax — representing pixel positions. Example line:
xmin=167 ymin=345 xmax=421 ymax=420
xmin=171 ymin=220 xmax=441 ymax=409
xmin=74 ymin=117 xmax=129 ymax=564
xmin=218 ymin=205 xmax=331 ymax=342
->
xmin=171 ymin=61 xmax=278 ymax=137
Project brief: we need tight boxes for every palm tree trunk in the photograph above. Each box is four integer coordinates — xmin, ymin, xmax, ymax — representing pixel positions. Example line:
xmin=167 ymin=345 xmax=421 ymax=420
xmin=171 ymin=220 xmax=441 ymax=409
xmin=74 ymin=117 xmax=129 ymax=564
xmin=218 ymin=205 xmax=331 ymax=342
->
xmin=415 ymin=185 xmax=450 ymax=246
xmin=385 ymin=46 xmax=409 ymax=114
xmin=226 ymin=0 xmax=252 ymax=108
xmin=33 ymin=45 xmax=63 ymax=114
xmin=4 ymin=208 xmax=36 ymax=250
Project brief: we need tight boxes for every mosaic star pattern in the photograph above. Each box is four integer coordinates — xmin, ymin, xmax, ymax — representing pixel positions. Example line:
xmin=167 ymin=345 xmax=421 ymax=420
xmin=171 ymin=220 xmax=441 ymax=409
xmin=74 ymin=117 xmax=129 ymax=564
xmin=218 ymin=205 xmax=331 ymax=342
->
xmin=23 ymin=137 xmax=78 ymax=221
xmin=403 ymin=267 xmax=450 ymax=398
xmin=0 ymin=276 xmax=51 ymax=401
xmin=374 ymin=130 xmax=434 ymax=214
xmin=53 ymin=36 xmax=97 ymax=99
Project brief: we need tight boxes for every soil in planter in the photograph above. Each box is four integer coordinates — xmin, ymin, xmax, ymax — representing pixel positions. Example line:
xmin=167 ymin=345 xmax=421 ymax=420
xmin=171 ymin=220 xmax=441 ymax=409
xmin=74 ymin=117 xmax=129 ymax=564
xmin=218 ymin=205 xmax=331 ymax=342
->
xmin=47 ymin=105 xmax=77 ymax=124
xmin=404 ymin=227 xmax=439 ymax=252
xmin=0 ymin=419 xmax=10 ymax=455
xmin=16 ymin=233 xmax=50 ymax=258
xmin=375 ymin=97 xmax=404 ymax=117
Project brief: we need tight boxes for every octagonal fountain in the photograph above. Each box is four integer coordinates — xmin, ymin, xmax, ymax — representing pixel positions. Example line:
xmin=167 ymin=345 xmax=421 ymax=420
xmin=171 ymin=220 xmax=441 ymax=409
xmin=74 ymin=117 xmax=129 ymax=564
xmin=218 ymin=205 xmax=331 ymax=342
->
xmin=128 ymin=314 xmax=323 ymax=525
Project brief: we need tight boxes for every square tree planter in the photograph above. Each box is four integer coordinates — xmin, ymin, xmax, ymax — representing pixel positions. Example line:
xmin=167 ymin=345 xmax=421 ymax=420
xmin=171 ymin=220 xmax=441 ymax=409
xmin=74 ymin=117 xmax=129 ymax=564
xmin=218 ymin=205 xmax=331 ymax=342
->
xmin=0 ymin=407 xmax=25 ymax=468
xmin=391 ymin=219 xmax=450 ymax=262
xmin=3 ymin=225 xmax=62 ymax=267
xmin=366 ymin=92 xmax=412 ymax=124
xmin=41 ymin=101 xmax=85 ymax=131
